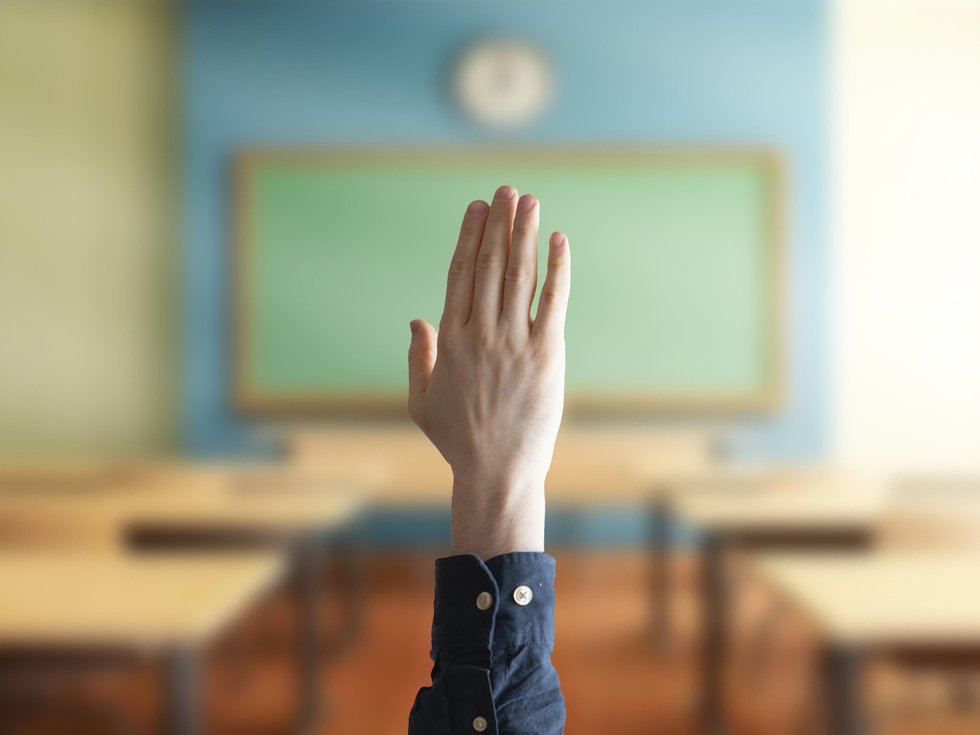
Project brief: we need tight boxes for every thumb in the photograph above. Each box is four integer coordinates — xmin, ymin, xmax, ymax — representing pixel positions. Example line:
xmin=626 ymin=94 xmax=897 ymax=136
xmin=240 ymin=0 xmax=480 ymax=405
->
xmin=407 ymin=319 xmax=437 ymax=426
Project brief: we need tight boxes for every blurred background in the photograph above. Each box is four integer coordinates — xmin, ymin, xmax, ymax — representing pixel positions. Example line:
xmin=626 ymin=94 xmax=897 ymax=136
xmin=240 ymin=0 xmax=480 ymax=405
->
xmin=1 ymin=1 xmax=979 ymax=734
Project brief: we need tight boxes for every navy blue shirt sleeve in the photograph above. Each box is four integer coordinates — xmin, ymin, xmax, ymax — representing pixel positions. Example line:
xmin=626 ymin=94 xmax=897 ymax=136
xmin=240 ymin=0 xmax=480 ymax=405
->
xmin=408 ymin=552 xmax=565 ymax=735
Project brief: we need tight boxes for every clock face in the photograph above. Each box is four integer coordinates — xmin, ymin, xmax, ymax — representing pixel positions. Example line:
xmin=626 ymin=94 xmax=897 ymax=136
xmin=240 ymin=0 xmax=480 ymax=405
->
xmin=452 ymin=39 xmax=554 ymax=129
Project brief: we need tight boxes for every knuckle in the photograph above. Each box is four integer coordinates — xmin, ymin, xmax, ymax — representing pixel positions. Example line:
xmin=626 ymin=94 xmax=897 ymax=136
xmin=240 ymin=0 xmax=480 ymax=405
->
xmin=531 ymin=332 xmax=563 ymax=356
xmin=474 ymin=253 xmax=503 ymax=272
xmin=503 ymin=330 xmax=527 ymax=351
xmin=538 ymin=287 xmax=563 ymax=307
xmin=528 ymin=336 xmax=550 ymax=360
xmin=504 ymin=265 xmax=531 ymax=284
xmin=472 ymin=326 xmax=495 ymax=349
xmin=447 ymin=258 xmax=471 ymax=279
xmin=512 ymin=219 xmax=535 ymax=236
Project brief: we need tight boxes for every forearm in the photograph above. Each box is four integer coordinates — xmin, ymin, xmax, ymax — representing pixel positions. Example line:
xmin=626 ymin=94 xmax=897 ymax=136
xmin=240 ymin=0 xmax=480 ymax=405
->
xmin=450 ymin=477 xmax=546 ymax=560
xmin=405 ymin=186 xmax=569 ymax=733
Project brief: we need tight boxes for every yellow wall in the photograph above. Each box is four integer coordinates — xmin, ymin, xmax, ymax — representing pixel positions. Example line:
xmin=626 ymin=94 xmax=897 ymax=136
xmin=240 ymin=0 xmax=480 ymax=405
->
xmin=0 ymin=2 xmax=176 ymax=457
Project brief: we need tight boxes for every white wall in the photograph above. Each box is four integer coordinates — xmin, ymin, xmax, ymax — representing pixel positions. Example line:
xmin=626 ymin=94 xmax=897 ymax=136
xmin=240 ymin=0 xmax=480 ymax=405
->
xmin=833 ymin=0 xmax=980 ymax=472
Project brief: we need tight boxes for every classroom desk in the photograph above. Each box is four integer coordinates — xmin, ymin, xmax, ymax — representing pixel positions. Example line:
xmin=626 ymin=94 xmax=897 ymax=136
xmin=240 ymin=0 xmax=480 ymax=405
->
xmin=752 ymin=552 xmax=980 ymax=735
xmin=653 ymin=471 xmax=884 ymax=734
xmin=0 ymin=489 xmax=123 ymax=551
xmin=0 ymin=551 xmax=283 ymax=735
xmin=879 ymin=485 xmax=980 ymax=551
xmin=119 ymin=466 xmax=362 ymax=541
xmin=0 ymin=467 xmax=363 ymax=730
xmin=0 ymin=465 xmax=362 ymax=547
xmin=118 ymin=468 xmax=363 ymax=730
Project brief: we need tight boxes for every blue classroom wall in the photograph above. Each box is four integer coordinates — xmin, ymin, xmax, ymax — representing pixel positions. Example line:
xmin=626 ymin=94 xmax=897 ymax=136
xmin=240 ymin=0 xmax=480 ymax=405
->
xmin=182 ymin=1 xmax=828 ymax=544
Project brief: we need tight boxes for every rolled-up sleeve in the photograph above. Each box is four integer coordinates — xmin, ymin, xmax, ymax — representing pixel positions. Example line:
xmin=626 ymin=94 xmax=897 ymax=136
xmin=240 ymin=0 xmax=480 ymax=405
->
xmin=408 ymin=552 xmax=565 ymax=735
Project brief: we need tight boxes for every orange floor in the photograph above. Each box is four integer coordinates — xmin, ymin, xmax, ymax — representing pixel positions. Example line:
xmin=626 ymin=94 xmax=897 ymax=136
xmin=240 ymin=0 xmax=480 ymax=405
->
xmin=322 ymin=551 xmax=980 ymax=735
xmin=3 ymin=550 xmax=980 ymax=734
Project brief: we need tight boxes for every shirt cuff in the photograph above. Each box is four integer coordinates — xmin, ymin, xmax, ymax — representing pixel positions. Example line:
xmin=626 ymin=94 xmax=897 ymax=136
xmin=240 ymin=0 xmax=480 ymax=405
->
xmin=431 ymin=552 xmax=556 ymax=651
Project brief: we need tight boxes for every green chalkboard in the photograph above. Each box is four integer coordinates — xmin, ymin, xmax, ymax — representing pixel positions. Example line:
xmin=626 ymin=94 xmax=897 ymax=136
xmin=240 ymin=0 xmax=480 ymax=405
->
xmin=234 ymin=149 xmax=785 ymax=414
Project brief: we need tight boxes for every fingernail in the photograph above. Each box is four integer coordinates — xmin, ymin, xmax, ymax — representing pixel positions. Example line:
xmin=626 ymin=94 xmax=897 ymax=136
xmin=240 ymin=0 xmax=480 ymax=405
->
xmin=517 ymin=194 xmax=536 ymax=211
xmin=467 ymin=200 xmax=489 ymax=216
xmin=410 ymin=320 xmax=419 ymax=335
xmin=550 ymin=232 xmax=566 ymax=248
xmin=494 ymin=185 xmax=517 ymax=201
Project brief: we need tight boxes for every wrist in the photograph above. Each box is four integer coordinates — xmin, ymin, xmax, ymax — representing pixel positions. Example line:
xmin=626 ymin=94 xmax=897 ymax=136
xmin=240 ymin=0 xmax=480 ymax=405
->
xmin=449 ymin=475 xmax=546 ymax=559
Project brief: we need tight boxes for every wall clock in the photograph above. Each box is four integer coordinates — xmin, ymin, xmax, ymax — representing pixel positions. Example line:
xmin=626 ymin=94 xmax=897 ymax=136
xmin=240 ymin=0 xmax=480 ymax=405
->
xmin=452 ymin=38 xmax=554 ymax=129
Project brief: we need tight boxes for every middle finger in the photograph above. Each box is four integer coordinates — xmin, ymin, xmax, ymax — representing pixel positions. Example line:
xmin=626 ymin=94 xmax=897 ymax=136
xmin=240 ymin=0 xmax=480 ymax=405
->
xmin=470 ymin=184 xmax=518 ymax=327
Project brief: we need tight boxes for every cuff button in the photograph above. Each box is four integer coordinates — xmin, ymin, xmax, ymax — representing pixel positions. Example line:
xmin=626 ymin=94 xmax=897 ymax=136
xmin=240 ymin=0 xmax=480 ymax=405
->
xmin=513 ymin=585 xmax=533 ymax=606
xmin=475 ymin=591 xmax=493 ymax=611
xmin=472 ymin=715 xmax=488 ymax=732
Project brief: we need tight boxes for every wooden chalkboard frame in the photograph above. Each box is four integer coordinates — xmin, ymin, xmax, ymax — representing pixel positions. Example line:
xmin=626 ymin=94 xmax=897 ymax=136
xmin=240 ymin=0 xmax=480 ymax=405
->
xmin=232 ymin=148 xmax=787 ymax=416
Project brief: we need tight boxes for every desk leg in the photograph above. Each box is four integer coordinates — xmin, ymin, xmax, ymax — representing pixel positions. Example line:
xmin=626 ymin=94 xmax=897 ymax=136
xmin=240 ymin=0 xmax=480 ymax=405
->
xmin=649 ymin=495 xmax=673 ymax=651
xmin=165 ymin=646 xmax=202 ymax=735
xmin=700 ymin=531 xmax=729 ymax=735
xmin=823 ymin=645 xmax=866 ymax=735
xmin=329 ymin=527 xmax=366 ymax=655
xmin=294 ymin=537 xmax=324 ymax=733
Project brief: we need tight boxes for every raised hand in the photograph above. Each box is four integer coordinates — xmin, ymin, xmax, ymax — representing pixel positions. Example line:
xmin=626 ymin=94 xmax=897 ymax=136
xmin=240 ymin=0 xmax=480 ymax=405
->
xmin=407 ymin=185 xmax=571 ymax=559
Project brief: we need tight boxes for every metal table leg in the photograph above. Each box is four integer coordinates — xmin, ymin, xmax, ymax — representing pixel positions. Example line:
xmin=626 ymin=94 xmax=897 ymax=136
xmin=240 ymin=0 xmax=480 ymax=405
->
xmin=165 ymin=646 xmax=202 ymax=735
xmin=701 ymin=530 xmax=729 ymax=735
xmin=824 ymin=645 xmax=866 ymax=735
xmin=327 ymin=526 xmax=366 ymax=656
xmin=650 ymin=494 xmax=673 ymax=651
xmin=293 ymin=536 xmax=324 ymax=733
